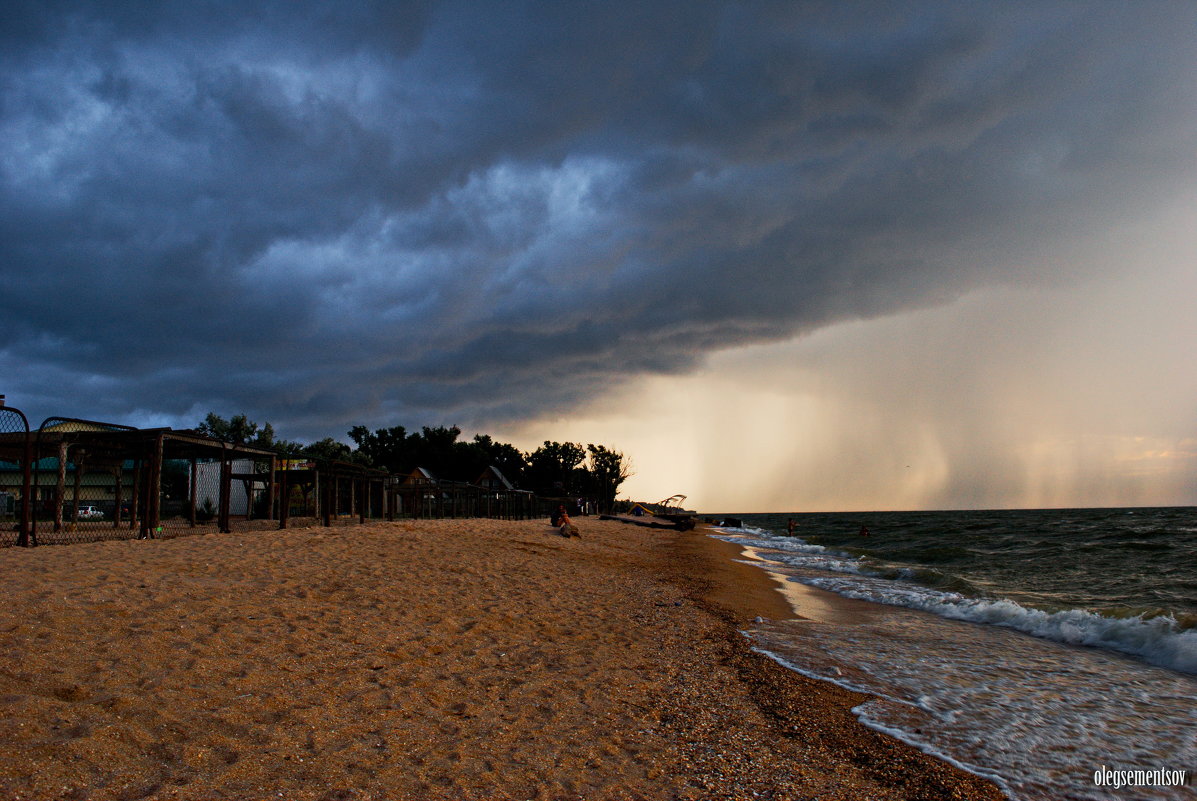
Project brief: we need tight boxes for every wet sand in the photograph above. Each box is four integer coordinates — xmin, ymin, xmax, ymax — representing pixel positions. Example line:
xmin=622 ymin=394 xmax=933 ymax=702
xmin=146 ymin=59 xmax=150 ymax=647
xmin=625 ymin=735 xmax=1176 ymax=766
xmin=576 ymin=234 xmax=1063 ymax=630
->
xmin=0 ymin=518 xmax=1004 ymax=800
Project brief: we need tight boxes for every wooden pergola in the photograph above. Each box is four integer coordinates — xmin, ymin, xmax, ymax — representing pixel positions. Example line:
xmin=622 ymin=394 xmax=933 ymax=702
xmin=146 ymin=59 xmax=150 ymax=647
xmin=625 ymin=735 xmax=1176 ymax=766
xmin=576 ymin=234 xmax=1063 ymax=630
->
xmin=22 ymin=421 xmax=281 ymax=543
xmin=1 ymin=409 xmax=548 ymax=548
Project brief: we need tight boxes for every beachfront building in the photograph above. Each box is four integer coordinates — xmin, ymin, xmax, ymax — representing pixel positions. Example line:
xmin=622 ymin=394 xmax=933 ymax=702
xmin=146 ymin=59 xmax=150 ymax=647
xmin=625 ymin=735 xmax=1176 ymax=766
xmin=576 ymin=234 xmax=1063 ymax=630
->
xmin=383 ymin=465 xmax=534 ymax=520
xmin=389 ymin=467 xmax=438 ymax=518
xmin=402 ymin=467 xmax=438 ymax=486
xmin=474 ymin=465 xmax=514 ymax=491
xmin=474 ymin=465 xmax=535 ymax=519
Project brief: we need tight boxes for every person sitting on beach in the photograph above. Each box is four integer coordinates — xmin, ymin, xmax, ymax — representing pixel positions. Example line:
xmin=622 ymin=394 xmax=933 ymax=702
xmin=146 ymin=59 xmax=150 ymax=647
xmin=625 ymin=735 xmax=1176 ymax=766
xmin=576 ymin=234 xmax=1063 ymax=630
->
xmin=558 ymin=509 xmax=579 ymax=538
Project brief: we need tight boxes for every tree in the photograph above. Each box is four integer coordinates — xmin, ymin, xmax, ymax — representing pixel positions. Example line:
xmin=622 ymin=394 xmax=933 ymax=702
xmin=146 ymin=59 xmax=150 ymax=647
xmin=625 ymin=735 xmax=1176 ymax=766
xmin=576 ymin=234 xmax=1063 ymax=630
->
xmin=345 ymin=424 xmax=527 ymax=483
xmin=525 ymin=441 xmax=587 ymax=496
xmin=304 ymin=437 xmax=353 ymax=462
xmin=409 ymin=426 xmax=462 ymax=477
xmin=195 ymin=412 xmax=276 ymax=448
xmin=586 ymin=444 xmax=632 ymax=513
xmin=272 ymin=438 xmax=308 ymax=456
xmin=194 ymin=414 xmax=630 ymax=504
xmin=348 ymin=425 xmax=410 ymax=473
xmin=464 ymin=434 xmax=526 ymax=487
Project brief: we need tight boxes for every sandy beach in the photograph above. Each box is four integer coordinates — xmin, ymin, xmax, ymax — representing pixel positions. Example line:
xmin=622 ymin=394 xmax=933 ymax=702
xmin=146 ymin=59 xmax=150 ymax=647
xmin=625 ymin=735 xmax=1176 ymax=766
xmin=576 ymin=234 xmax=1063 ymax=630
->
xmin=0 ymin=518 xmax=1004 ymax=800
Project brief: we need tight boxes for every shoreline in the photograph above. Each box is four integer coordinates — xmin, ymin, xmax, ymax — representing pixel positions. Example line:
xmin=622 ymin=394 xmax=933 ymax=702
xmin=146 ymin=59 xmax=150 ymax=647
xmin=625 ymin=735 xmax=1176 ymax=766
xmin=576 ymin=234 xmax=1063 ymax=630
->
xmin=657 ymin=525 xmax=1005 ymax=799
xmin=0 ymin=518 xmax=1004 ymax=799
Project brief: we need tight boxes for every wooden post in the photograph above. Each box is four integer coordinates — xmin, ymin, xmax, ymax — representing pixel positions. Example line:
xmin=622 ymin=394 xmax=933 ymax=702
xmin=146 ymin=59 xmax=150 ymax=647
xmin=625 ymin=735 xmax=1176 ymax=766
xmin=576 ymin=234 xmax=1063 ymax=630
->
xmin=54 ymin=441 xmax=67 ymax=532
xmin=278 ymin=465 xmax=289 ymax=530
xmin=188 ymin=458 xmax=197 ymax=526
xmin=113 ymin=466 xmax=123 ymax=529
xmin=129 ymin=460 xmax=141 ymax=531
xmin=322 ymin=477 xmax=332 ymax=527
xmin=138 ymin=456 xmax=151 ymax=540
xmin=71 ymin=455 xmax=83 ymax=527
xmin=148 ymin=433 xmax=164 ymax=537
xmin=17 ymin=430 xmax=33 ymax=547
xmin=313 ymin=471 xmax=320 ymax=521
xmin=218 ymin=454 xmax=232 ymax=534
xmin=267 ymin=456 xmax=277 ymax=522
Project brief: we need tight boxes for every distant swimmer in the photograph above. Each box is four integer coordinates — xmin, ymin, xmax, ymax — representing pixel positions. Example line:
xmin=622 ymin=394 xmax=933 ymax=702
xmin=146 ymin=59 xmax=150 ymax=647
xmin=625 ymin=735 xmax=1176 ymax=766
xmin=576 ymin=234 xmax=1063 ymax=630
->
xmin=859 ymin=525 xmax=870 ymax=537
xmin=788 ymin=518 xmax=796 ymax=535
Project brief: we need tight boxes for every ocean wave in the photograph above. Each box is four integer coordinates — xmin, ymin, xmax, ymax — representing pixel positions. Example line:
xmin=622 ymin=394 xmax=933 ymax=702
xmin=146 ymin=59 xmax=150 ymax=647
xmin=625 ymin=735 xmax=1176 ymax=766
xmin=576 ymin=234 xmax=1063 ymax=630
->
xmin=712 ymin=525 xmax=1197 ymax=674
xmin=714 ymin=528 xmax=967 ymax=586
xmin=798 ymin=574 xmax=1197 ymax=675
xmin=710 ymin=528 xmax=832 ymax=556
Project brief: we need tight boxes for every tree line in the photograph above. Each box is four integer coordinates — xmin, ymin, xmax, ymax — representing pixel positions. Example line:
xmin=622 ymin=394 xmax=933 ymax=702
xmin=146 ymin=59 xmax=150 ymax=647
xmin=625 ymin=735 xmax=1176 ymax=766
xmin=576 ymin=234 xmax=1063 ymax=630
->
xmin=194 ymin=413 xmax=632 ymax=510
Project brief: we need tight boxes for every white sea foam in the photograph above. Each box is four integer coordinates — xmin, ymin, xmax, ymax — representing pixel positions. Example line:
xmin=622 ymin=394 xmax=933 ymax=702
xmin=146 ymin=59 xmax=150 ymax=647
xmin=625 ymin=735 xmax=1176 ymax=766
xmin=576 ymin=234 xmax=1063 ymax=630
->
xmin=746 ymin=643 xmax=1017 ymax=798
xmin=799 ymin=574 xmax=1197 ymax=676
xmin=774 ymin=552 xmax=872 ymax=575
xmin=850 ymin=702 xmax=1018 ymax=800
xmin=710 ymin=529 xmax=839 ymax=558
xmin=747 ymin=602 xmax=1197 ymax=800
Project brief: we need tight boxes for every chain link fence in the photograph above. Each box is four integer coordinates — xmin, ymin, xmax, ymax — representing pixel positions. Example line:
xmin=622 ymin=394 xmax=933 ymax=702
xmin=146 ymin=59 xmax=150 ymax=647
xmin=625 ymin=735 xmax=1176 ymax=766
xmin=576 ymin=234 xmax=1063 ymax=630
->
xmin=29 ymin=417 xmax=141 ymax=545
xmin=388 ymin=479 xmax=537 ymax=520
xmin=0 ymin=399 xmax=32 ymax=546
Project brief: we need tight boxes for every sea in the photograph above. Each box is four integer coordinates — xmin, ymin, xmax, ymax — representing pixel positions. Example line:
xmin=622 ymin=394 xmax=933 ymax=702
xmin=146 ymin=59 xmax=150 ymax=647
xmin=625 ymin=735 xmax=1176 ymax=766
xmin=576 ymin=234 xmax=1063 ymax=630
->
xmin=708 ymin=508 xmax=1197 ymax=801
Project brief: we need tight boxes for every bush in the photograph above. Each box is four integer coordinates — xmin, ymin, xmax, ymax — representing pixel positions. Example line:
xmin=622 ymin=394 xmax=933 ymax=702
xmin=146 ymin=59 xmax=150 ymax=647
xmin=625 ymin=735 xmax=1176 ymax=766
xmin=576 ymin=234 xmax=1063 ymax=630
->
xmin=197 ymin=497 xmax=216 ymax=522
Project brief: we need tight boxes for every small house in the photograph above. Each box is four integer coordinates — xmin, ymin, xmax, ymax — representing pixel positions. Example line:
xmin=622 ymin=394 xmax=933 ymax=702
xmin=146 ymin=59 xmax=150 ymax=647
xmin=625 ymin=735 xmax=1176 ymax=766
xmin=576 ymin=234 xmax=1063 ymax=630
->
xmin=474 ymin=465 xmax=514 ymax=491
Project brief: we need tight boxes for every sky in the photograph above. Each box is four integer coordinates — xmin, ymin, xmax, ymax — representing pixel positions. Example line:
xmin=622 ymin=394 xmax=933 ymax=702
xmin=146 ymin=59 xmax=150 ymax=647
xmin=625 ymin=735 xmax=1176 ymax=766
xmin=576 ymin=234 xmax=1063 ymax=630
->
xmin=3 ymin=1 xmax=1196 ymax=511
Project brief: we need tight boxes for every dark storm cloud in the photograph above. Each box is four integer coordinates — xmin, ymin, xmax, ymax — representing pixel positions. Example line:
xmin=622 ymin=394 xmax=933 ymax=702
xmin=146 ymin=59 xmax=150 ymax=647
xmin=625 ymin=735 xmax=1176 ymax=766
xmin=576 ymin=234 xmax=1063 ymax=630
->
xmin=3 ymin=1 xmax=1196 ymax=437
